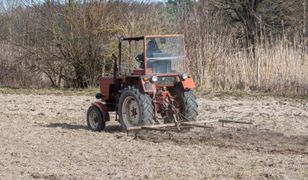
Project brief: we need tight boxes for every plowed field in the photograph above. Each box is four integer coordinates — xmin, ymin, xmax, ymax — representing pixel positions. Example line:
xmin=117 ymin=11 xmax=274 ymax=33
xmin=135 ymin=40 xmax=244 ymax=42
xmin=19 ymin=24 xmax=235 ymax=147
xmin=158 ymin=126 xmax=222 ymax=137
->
xmin=0 ymin=94 xmax=307 ymax=179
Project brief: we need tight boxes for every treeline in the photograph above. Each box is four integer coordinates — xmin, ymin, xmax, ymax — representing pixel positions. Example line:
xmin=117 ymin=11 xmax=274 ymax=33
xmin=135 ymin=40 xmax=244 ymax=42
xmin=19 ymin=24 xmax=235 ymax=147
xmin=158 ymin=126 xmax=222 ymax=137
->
xmin=0 ymin=0 xmax=307 ymax=95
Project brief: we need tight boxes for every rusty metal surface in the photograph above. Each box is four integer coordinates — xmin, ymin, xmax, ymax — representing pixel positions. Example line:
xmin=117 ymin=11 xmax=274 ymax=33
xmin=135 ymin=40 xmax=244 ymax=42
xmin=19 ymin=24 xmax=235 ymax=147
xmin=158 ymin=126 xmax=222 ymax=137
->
xmin=99 ymin=76 xmax=114 ymax=101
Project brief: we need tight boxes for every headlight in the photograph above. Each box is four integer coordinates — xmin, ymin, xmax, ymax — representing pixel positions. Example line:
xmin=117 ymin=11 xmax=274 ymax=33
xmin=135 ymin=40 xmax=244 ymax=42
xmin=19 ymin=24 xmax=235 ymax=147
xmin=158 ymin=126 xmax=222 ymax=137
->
xmin=181 ymin=73 xmax=188 ymax=80
xmin=151 ymin=76 xmax=158 ymax=82
xmin=95 ymin=93 xmax=102 ymax=99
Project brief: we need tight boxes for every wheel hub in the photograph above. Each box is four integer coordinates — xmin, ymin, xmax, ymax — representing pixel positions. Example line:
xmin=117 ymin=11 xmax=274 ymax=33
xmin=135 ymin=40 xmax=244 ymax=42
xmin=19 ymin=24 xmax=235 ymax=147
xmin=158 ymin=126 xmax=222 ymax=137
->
xmin=122 ymin=96 xmax=140 ymax=126
xmin=89 ymin=111 xmax=99 ymax=129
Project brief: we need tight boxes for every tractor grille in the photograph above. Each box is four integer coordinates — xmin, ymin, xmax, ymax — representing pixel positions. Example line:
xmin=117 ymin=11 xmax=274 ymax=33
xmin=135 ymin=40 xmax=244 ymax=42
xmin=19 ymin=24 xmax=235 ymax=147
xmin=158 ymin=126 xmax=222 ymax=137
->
xmin=156 ymin=76 xmax=175 ymax=86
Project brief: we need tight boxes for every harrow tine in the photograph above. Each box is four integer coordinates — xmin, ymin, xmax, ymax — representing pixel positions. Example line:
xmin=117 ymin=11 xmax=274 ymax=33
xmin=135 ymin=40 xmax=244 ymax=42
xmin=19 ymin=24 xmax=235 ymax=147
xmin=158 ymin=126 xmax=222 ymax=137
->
xmin=141 ymin=127 xmax=177 ymax=131
xmin=126 ymin=123 xmax=177 ymax=131
xmin=181 ymin=122 xmax=214 ymax=129
xmin=218 ymin=119 xmax=253 ymax=127
xmin=126 ymin=120 xmax=218 ymax=132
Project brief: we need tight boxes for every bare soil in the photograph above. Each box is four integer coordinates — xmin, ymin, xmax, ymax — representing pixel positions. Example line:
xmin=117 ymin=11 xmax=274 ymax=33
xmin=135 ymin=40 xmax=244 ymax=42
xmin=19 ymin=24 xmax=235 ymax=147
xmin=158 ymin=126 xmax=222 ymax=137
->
xmin=0 ymin=94 xmax=307 ymax=179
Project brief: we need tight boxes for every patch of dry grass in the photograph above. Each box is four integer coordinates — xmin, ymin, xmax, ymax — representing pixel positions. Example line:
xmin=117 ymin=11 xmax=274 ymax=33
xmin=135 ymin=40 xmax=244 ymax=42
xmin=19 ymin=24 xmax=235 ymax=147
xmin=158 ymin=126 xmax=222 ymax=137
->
xmin=0 ymin=87 xmax=99 ymax=96
xmin=198 ymin=34 xmax=308 ymax=96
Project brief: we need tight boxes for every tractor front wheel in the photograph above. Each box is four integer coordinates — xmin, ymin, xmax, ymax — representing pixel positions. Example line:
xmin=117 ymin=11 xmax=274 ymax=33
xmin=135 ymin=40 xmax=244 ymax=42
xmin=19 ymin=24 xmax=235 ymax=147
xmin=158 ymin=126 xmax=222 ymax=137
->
xmin=162 ymin=89 xmax=198 ymax=123
xmin=118 ymin=86 xmax=154 ymax=131
xmin=87 ymin=105 xmax=106 ymax=131
xmin=176 ymin=89 xmax=198 ymax=121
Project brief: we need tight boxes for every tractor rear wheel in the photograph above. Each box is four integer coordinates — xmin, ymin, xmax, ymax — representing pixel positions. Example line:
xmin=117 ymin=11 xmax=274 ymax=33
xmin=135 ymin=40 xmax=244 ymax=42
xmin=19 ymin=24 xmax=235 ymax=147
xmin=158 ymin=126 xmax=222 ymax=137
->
xmin=118 ymin=86 xmax=154 ymax=131
xmin=175 ymin=89 xmax=198 ymax=121
xmin=87 ymin=105 xmax=106 ymax=131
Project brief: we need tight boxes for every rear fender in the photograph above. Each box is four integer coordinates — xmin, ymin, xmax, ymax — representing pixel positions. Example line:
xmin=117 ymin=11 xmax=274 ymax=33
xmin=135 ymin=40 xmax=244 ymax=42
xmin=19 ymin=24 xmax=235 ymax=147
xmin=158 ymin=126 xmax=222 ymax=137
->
xmin=91 ymin=102 xmax=110 ymax=121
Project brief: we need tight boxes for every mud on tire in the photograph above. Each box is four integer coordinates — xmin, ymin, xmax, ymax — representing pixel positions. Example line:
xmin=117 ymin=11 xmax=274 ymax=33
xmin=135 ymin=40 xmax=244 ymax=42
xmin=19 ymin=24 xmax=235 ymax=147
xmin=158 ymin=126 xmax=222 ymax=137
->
xmin=118 ymin=86 xmax=155 ymax=131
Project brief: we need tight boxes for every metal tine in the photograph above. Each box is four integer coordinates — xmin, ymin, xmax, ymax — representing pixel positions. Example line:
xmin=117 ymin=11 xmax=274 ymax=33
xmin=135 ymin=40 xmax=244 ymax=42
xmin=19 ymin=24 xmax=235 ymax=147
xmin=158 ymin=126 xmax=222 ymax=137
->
xmin=218 ymin=119 xmax=253 ymax=127
xmin=126 ymin=120 xmax=218 ymax=132
xmin=181 ymin=123 xmax=214 ymax=129
xmin=142 ymin=126 xmax=192 ymax=132
xmin=218 ymin=119 xmax=253 ymax=124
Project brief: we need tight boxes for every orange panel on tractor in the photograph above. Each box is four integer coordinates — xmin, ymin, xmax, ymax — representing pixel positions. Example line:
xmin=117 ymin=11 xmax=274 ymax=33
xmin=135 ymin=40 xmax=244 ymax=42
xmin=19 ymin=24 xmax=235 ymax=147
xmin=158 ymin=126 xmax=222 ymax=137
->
xmin=182 ymin=77 xmax=196 ymax=89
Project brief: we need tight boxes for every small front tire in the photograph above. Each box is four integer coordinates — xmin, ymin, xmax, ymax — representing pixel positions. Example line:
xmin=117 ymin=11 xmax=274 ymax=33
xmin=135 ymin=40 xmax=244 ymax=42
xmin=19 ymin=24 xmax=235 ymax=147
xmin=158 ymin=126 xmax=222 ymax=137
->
xmin=87 ymin=105 xmax=105 ymax=131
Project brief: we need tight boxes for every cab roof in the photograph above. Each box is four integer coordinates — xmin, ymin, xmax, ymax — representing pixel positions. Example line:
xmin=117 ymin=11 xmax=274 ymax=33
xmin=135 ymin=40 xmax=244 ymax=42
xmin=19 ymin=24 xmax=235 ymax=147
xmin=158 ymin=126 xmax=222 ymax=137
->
xmin=121 ymin=34 xmax=184 ymax=41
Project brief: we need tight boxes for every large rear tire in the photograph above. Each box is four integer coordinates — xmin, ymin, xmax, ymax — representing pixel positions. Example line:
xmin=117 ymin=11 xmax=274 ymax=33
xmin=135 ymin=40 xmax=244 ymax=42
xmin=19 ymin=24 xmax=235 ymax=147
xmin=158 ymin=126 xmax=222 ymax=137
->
xmin=118 ymin=86 xmax=154 ymax=131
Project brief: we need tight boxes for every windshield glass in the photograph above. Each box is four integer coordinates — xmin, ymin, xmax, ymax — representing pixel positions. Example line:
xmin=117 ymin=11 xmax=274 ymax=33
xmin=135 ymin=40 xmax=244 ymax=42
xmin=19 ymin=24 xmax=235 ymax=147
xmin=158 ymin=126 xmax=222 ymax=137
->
xmin=120 ymin=39 xmax=143 ymax=75
xmin=145 ymin=36 xmax=184 ymax=74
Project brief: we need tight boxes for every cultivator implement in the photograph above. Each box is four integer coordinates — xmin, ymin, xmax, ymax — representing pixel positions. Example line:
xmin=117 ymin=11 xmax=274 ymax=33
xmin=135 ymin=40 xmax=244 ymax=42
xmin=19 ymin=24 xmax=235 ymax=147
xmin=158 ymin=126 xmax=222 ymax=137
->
xmin=126 ymin=120 xmax=214 ymax=132
xmin=125 ymin=94 xmax=253 ymax=133
xmin=126 ymin=108 xmax=253 ymax=133
xmin=126 ymin=120 xmax=253 ymax=132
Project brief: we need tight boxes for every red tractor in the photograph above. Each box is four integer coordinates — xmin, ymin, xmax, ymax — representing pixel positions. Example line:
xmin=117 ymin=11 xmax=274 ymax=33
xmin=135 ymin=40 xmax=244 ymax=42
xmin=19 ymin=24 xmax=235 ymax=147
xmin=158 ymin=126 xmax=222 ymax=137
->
xmin=87 ymin=34 xmax=198 ymax=132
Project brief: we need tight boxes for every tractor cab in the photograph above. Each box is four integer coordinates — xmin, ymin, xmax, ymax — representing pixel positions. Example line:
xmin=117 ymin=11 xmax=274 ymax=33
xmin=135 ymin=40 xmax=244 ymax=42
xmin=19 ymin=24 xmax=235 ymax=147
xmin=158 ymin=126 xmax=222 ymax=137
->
xmin=145 ymin=36 xmax=185 ymax=75
xmin=119 ymin=35 xmax=185 ymax=76
xmin=87 ymin=34 xmax=198 ymax=132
